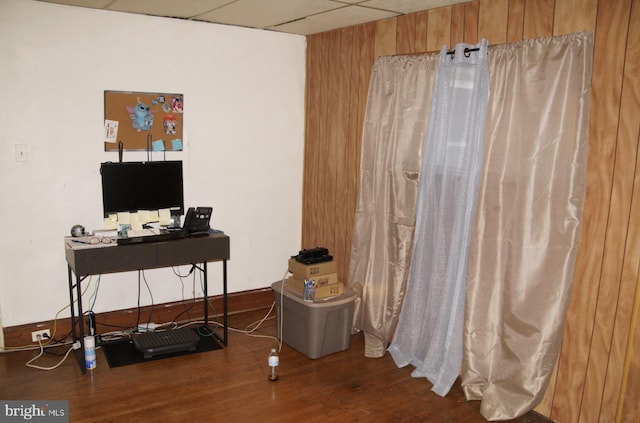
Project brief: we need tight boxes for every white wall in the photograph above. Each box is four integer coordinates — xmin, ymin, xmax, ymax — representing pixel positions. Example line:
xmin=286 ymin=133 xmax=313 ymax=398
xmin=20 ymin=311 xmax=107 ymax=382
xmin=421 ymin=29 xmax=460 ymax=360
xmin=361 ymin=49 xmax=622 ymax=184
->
xmin=0 ymin=0 xmax=306 ymax=327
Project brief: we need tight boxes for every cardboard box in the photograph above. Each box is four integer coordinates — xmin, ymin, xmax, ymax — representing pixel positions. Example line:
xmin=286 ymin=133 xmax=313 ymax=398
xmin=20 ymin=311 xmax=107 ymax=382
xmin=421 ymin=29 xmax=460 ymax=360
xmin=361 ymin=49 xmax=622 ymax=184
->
xmin=286 ymin=277 xmax=344 ymax=300
xmin=289 ymin=272 xmax=338 ymax=287
xmin=272 ymin=281 xmax=358 ymax=359
xmin=288 ymin=258 xmax=337 ymax=279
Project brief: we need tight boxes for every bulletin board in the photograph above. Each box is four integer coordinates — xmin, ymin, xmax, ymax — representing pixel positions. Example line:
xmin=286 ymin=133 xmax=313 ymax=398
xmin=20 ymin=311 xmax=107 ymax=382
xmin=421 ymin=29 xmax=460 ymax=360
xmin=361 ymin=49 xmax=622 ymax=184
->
xmin=104 ymin=90 xmax=184 ymax=151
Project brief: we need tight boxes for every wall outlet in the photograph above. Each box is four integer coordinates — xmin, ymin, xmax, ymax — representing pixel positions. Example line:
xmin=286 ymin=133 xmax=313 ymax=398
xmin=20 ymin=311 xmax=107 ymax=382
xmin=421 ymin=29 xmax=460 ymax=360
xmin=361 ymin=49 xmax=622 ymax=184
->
xmin=31 ymin=329 xmax=51 ymax=342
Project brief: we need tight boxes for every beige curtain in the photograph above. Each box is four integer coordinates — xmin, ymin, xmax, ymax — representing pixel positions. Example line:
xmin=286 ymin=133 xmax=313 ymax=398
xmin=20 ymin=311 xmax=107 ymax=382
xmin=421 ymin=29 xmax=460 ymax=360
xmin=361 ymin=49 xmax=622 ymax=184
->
xmin=461 ymin=32 xmax=594 ymax=420
xmin=350 ymin=31 xmax=593 ymax=418
xmin=349 ymin=54 xmax=438 ymax=357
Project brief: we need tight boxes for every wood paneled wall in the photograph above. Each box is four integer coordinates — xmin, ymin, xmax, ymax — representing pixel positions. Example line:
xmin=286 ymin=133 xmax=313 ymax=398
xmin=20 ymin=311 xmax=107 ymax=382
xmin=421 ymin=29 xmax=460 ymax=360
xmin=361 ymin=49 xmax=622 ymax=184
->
xmin=302 ymin=0 xmax=640 ymax=422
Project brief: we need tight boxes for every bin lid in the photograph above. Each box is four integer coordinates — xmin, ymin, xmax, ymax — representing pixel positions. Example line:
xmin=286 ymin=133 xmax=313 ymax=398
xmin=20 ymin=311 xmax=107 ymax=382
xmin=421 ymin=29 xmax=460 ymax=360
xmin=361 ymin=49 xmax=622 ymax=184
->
xmin=271 ymin=280 xmax=358 ymax=307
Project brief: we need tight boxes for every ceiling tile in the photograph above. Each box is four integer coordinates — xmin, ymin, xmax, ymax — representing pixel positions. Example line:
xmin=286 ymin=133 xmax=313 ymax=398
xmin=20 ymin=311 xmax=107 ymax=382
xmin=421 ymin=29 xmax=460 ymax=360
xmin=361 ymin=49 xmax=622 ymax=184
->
xmin=361 ymin=0 xmax=469 ymax=14
xmin=107 ymin=0 xmax=234 ymax=19
xmin=195 ymin=0 xmax=344 ymax=29
xmin=38 ymin=0 xmax=112 ymax=8
xmin=269 ymin=5 xmax=398 ymax=35
xmin=36 ymin=0 xmax=465 ymax=35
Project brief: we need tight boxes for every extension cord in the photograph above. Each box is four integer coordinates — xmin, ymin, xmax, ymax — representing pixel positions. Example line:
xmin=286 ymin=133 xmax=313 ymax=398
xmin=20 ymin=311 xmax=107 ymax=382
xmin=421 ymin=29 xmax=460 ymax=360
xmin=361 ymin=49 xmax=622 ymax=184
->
xmin=137 ymin=323 xmax=159 ymax=332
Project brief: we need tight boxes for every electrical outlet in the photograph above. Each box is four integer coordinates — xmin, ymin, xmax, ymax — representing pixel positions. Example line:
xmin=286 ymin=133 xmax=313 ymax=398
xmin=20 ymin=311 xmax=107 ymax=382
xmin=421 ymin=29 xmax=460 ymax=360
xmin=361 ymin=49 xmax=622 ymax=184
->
xmin=31 ymin=329 xmax=51 ymax=342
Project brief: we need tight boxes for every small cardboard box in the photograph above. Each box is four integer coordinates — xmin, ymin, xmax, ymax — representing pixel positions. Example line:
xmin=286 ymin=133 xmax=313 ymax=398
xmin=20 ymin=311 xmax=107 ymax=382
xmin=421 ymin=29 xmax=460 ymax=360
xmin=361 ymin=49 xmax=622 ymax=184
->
xmin=288 ymin=258 xmax=337 ymax=279
xmin=286 ymin=277 xmax=344 ymax=300
xmin=289 ymin=272 xmax=338 ymax=287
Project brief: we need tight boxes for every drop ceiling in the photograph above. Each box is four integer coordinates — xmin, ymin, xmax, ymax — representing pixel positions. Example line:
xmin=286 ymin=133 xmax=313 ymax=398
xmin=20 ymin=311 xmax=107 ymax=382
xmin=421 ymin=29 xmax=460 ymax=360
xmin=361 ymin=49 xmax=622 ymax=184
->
xmin=37 ymin=0 xmax=467 ymax=35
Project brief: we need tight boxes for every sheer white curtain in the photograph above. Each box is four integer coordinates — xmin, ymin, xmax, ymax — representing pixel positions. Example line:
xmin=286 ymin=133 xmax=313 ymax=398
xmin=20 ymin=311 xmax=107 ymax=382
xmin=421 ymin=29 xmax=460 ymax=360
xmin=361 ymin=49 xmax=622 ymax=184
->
xmin=387 ymin=40 xmax=490 ymax=396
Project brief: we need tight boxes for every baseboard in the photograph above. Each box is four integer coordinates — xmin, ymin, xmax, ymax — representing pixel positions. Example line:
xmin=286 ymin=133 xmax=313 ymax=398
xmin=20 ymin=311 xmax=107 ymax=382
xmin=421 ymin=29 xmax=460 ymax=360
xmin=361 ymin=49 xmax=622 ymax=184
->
xmin=3 ymin=287 xmax=275 ymax=348
xmin=0 ymin=313 xmax=4 ymax=351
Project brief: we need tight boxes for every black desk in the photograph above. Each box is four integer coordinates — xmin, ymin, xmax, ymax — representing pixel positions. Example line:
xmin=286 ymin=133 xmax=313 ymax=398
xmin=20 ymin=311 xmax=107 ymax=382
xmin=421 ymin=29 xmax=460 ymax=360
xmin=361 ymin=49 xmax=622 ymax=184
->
xmin=65 ymin=232 xmax=230 ymax=373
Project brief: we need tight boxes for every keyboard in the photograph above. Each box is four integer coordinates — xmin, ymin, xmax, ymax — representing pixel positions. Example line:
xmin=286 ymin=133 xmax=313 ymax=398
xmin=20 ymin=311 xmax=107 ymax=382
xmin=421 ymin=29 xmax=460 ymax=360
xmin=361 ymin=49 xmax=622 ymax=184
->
xmin=117 ymin=229 xmax=185 ymax=245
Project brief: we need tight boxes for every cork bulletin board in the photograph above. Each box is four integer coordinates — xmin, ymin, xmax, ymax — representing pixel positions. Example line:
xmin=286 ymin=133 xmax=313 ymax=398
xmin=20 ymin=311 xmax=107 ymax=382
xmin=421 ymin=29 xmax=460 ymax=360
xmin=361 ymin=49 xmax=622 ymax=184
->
xmin=104 ymin=90 xmax=184 ymax=151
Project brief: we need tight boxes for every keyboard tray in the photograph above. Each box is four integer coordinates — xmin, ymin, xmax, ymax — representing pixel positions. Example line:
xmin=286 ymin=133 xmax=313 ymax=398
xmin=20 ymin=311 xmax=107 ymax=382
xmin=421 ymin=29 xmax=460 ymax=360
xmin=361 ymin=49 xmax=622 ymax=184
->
xmin=133 ymin=328 xmax=200 ymax=359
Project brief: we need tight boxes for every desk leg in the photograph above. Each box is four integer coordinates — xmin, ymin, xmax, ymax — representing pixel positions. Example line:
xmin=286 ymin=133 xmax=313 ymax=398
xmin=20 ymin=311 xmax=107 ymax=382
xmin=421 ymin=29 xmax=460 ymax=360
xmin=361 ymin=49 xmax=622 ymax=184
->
xmin=68 ymin=267 xmax=86 ymax=374
xmin=67 ymin=266 xmax=77 ymax=342
xmin=223 ymin=259 xmax=228 ymax=345
xmin=76 ymin=273 xmax=86 ymax=374
xmin=203 ymin=261 xmax=208 ymax=327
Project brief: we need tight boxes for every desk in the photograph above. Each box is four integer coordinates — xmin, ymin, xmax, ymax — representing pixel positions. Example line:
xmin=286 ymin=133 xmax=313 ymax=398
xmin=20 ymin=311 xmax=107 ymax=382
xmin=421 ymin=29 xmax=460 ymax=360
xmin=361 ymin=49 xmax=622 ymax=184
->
xmin=65 ymin=232 xmax=230 ymax=373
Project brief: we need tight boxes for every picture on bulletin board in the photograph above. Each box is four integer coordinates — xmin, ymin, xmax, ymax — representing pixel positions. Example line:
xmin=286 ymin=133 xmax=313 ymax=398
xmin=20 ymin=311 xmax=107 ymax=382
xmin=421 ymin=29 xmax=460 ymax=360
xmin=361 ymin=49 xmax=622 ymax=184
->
xmin=104 ymin=90 xmax=184 ymax=151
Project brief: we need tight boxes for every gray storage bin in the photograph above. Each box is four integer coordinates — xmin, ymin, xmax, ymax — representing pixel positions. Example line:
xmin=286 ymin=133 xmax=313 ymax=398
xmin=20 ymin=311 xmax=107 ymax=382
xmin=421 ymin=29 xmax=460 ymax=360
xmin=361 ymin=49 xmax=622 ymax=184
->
xmin=271 ymin=280 xmax=358 ymax=359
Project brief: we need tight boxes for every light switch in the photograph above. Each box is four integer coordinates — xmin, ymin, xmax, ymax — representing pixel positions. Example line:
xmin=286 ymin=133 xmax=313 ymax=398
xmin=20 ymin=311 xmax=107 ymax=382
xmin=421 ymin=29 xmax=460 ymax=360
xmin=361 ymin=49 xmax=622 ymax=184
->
xmin=15 ymin=144 xmax=28 ymax=162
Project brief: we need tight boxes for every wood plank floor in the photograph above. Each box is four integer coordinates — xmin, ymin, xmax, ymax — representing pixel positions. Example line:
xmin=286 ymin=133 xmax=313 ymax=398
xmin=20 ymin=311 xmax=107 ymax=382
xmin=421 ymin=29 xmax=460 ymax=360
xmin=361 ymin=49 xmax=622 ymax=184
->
xmin=1 ymin=309 xmax=553 ymax=422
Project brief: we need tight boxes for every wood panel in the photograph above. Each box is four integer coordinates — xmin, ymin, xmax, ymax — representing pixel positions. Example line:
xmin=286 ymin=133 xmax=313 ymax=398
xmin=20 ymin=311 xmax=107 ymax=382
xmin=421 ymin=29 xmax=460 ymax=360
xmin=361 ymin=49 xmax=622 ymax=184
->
xmin=302 ymin=34 xmax=322 ymax=249
xmin=478 ymin=0 xmax=508 ymax=44
xmin=523 ymin=0 xmax=554 ymax=39
xmin=464 ymin=1 xmax=480 ymax=44
xmin=396 ymin=14 xmax=416 ymax=54
xmin=375 ymin=17 xmax=397 ymax=57
xmin=555 ymin=1 xmax=633 ymax=422
xmin=609 ymin=2 xmax=640 ymax=421
xmin=427 ymin=7 xmax=452 ymax=51
xmin=553 ymin=0 xmax=598 ymax=34
xmin=621 ymin=254 xmax=640 ymax=422
xmin=334 ymin=27 xmax=354 ymax=284
xmin=507 ymin=0 xmax=525 ymax=42
xmin=415 ymin=11 xmax=429 ymax=52
xmin=302 ymin=0 xmax=640 ymax=421
xmin=450 ymin=3 xmax=466 ymax=46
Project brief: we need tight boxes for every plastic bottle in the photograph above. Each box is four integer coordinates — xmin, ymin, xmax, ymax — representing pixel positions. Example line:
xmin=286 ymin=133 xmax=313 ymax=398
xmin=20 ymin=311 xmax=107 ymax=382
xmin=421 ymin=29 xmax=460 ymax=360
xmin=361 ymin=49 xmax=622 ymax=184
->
xmin=268 ymin=348 xmax=279 ymax=381
xmin=84 ymin=335 xmax=96 ymax=370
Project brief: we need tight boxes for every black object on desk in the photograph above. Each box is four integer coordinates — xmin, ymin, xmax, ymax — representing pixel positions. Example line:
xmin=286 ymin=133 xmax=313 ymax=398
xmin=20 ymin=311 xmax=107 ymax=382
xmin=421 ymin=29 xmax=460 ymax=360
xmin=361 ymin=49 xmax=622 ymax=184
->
xmin=65 ymin=232 xmax=230 ymax=373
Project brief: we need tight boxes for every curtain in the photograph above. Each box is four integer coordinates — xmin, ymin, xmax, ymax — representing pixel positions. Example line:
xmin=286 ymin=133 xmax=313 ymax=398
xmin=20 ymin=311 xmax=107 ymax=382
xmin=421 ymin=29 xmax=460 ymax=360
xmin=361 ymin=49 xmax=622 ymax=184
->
xmin=461 ymin=32 xmax=594 ymax=420
xmin=349 ymin=54 xmax=439 ymax=358
xmin=349 ymin=31 xmax=593 ymax=418
xmin=387 ymin=40 xmax=490 ymax=397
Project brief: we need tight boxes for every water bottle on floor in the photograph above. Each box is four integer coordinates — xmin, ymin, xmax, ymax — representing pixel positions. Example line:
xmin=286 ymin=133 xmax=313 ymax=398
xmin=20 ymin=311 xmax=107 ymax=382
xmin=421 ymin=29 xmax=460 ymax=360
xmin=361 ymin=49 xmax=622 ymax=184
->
xmin=268 ymin=348 xmax=279 ymax=381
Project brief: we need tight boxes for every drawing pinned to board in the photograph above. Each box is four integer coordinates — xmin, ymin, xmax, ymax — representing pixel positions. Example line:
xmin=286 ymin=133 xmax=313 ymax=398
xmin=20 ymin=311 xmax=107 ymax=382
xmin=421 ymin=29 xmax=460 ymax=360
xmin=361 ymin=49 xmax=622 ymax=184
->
xmin=104 ymin=120 xmax=119 ymax=143
xmin=163 ymin=114 xmax=176 ymax=135
xmin=104 ymin=91 xmax=184 ymax=151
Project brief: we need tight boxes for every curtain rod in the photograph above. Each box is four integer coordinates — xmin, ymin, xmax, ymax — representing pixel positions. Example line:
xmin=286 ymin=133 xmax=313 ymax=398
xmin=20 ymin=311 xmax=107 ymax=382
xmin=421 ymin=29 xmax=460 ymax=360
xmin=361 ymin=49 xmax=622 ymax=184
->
xmin=447 ymin=47 xmax=480 ymax=57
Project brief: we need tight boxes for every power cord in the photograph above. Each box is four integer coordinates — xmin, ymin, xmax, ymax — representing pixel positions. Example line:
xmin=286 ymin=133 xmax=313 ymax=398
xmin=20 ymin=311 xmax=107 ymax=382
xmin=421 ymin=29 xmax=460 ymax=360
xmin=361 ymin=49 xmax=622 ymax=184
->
xmin=3 ymin=275 xmax=97 ymax=351
xmin=24 ymin=334 xmax=78 ymax=371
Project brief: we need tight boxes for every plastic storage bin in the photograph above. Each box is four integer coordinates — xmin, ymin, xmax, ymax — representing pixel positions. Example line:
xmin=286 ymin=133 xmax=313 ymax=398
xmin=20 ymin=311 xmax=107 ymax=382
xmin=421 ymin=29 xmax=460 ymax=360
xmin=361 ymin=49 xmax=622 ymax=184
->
xmin=271 ymin=280 xmax=358 ymax=359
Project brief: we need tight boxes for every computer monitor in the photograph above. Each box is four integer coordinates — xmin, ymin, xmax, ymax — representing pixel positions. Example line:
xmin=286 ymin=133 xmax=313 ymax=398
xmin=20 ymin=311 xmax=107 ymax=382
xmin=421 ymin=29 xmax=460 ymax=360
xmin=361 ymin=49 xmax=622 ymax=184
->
xmin=100 ymin=161 xmax=184 ymax=220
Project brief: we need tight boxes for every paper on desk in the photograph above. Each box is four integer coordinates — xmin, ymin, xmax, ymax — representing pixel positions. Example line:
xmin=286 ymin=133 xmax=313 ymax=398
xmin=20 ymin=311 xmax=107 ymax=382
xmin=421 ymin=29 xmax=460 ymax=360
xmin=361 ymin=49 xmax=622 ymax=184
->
xmin=148 ymin=210 xmax=160 ymax=223
xmin=159 ymin=209 xmax=171 ymax=226
xmin=104 ymin=214 xmax=118 ymax=230
xmin=117 ymin=212 xmax=131 ymax=224
xmin=64 ymin=236 xmax=116 ymax=250
xmin=129 ymin=212 xmax=143 ymax=231
xmin=138 ymin=210 xmax=151 ymax=223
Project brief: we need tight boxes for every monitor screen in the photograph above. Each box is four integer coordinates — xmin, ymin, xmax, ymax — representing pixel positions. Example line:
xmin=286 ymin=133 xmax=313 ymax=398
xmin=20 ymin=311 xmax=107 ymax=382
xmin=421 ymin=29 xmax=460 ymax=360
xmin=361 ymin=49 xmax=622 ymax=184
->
xmin=100 ymin=161 xmax=184 ymax=218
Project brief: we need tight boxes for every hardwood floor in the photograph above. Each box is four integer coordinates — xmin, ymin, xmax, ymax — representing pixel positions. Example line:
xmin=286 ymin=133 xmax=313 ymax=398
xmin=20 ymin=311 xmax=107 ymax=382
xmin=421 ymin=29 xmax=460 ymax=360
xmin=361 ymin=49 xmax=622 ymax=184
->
xmin=1 ymin=309 xmax=552 ymax=422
